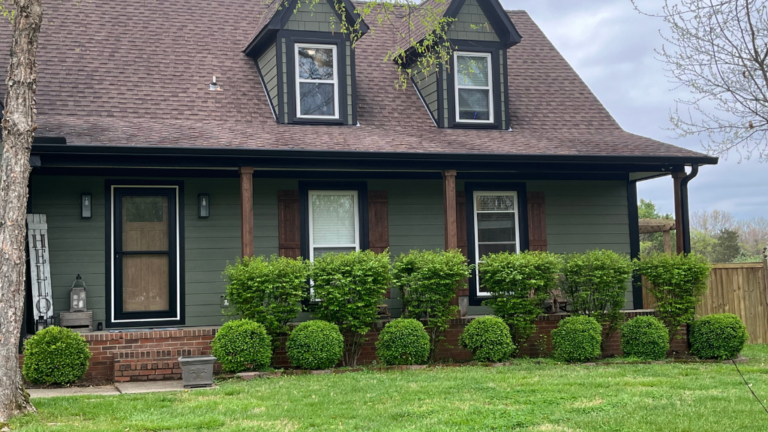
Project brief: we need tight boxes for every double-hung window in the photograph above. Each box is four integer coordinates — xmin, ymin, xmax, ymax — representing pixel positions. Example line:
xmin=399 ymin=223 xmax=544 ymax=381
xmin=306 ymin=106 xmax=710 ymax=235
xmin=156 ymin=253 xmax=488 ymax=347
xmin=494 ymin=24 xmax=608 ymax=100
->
xmin=308 ymin=190 xmax=360 ymax=261
xmin=455 ymin=52 xmax=493 ymax=123
xmin=473 ymin=191 xmax=520 ymax=295
xmin=296 ymin=44 xmax=338 ymax=119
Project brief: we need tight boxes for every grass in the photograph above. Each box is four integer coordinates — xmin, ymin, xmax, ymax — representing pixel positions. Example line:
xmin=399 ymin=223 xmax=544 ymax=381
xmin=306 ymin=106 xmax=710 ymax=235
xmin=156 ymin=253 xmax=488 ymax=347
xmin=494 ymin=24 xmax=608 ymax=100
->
xmin=9 ymin=345 xmax=768 ymax=432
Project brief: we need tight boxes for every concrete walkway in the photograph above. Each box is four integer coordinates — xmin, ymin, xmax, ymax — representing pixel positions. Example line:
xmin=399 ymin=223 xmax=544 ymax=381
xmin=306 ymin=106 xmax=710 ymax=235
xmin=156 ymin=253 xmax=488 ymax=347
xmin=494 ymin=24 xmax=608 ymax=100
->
xmin=28 ymin=380 xmax=215 ymax=398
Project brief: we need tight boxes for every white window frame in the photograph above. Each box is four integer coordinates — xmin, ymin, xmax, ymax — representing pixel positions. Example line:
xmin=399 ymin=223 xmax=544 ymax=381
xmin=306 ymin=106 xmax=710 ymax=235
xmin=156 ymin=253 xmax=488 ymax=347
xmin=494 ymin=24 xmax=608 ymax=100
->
xmin=473 ymin=191 xmax=520 ymax=296
xmin=110 ymin=185 xmax=181 ymax=323
xmin=454 ymin=51 xmax=494 ymax=124
xmin=307 ymin=190 xmax=360 ymax=262
xmin=295 ymin=43 xmax=339 ymax=119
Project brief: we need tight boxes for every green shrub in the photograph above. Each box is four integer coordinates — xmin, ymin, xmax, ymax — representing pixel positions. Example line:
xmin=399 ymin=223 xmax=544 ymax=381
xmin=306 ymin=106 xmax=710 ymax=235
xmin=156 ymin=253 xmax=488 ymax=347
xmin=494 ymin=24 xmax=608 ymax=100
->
xmin=621 ymin=316 xmax=669 ymax=360
xmin=311 ymin=250 xmax=391 ymax=366
xmin=551 ymin=316 xmax=602 ymax=363
xmin=690 ymin=314 xmax=749 ymax=360
xmin=376 ymin=319 xmax=430 ymax=365
xmin=211 ymin=320 xmax=272 ymax=373
xmin=560 ymin=250 xmax=634 ymax=346
xmin=459 ymin=316 xmax=516 ymax=362
xmin=480 ymin=251 xmax=562 ymax=350
xmin=287 ymin=320 xmax=344 ymax=370
xmin=636 ymin=253 xmax=711 ymax=339
xmin=394 ymin=249 xmax=472 ymax=359
xmin=223 ymin=255 xmax=309 ymax=340
xmin=23 ymin=326 xmax=91 ymax=385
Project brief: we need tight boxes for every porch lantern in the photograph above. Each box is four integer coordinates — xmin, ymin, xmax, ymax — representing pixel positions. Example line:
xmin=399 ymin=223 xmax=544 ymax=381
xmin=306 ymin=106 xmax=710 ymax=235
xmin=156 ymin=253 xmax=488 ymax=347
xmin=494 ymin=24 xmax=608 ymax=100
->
xmin=69 ymin=274 xmax=88 ymax=312
xmin=198 ymin=193 xmax=210 ymax=218
xmin=81 ymin=193 xmax=92 ymax=219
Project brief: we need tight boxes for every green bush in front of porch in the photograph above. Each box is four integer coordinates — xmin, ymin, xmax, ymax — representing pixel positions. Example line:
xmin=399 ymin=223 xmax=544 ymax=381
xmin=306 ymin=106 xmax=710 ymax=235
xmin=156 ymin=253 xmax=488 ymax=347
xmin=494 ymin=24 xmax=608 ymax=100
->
xmin=311 ymin=250 xmax=392 ymax=367
xmin=223 ymin=255 xmax=310 ymax=341
xmin=479 ymin=251 xmax=562 ymax=349
xmin=393 ymin=249 xmax=473 ymax=360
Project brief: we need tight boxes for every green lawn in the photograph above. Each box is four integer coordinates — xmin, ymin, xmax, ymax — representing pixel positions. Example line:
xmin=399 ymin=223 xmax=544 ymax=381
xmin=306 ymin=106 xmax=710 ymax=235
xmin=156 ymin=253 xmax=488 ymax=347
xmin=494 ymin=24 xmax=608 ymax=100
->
xmin=10 ymin=345 xmax=768 ymax=432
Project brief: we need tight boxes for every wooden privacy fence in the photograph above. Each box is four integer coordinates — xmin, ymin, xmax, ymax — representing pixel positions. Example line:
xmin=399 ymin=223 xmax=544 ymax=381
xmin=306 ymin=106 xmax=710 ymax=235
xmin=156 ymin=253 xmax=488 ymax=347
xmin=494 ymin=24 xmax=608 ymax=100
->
xmin=642 ymin=260 xmax=768 ymax=344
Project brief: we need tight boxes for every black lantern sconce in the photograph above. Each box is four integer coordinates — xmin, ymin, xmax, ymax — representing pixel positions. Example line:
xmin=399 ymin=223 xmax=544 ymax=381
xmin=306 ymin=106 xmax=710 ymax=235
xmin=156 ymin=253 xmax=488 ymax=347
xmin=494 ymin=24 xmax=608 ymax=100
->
xmin=81 ymin=193 xmax=92 ymax=219
xmin=198 ymin=193 xmax=210 ymax=218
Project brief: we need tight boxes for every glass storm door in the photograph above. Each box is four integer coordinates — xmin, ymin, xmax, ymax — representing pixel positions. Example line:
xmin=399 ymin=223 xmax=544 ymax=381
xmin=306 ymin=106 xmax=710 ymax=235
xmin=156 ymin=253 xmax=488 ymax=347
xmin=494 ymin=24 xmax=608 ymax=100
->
xmin=113 ymin=188 xmax=178 ymax=321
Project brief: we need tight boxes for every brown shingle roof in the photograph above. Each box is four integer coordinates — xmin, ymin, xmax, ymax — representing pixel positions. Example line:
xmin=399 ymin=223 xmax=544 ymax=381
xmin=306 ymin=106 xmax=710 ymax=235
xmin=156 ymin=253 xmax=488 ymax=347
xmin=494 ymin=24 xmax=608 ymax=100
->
xmin=1 ymin=0 xmax=709 ymax=160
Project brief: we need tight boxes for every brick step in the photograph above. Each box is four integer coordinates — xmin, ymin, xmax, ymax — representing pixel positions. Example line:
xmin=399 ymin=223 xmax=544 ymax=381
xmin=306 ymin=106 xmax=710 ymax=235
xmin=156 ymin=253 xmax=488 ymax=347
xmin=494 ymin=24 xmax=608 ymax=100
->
xmin=113 ymin=348 xmax=202 ymax=382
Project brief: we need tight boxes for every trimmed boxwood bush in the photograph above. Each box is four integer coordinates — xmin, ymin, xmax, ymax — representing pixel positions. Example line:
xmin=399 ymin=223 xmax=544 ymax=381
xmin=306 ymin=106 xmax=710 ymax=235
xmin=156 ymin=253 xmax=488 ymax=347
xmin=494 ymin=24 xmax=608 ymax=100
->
xmin=690 ymin=314 xmax=749 ymax=360
xmin=211 ymin=319 xmax=272 ymax=373
xmin=621 ymin=316 xmax=669 ymax=360
xmin=23 ymin=326 xmax=91 ymax=385
xmin=376 ymin=319 xmax=430 ymax=366
xmin=551 ymin=316 xmax=602 ymax=363
xmin=459 ymin=316 xmax=515 ymax=362
xmin=287 ymin=320 xmax=344 ymax=370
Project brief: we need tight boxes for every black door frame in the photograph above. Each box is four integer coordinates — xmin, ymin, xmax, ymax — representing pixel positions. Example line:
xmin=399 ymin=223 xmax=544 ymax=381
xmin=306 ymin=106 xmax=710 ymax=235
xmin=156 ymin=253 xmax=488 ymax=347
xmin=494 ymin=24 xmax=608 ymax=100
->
xmin=105 ymin=181 xmax=185 ymax=327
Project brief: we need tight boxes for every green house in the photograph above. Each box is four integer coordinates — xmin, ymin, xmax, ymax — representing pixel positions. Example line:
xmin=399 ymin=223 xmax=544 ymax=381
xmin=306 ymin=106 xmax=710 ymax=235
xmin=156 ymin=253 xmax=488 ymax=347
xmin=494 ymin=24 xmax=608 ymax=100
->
xmin=15 ymin=0 xmax=716 ymax=332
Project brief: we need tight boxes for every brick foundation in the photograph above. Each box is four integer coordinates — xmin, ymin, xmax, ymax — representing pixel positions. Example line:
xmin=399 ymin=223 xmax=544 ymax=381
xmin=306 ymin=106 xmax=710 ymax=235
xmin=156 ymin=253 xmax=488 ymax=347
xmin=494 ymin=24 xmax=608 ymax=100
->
xmin=20 ymin=312 xmax=688 ymax=382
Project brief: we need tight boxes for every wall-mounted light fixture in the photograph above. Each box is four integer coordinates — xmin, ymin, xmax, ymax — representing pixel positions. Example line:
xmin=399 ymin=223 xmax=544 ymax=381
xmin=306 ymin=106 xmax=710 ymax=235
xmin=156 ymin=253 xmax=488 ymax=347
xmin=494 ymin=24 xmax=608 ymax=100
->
xmin=81 ymin=193 xmax=92 ymax=219
xmin=198 ymin=193 xmax=210 ymax=218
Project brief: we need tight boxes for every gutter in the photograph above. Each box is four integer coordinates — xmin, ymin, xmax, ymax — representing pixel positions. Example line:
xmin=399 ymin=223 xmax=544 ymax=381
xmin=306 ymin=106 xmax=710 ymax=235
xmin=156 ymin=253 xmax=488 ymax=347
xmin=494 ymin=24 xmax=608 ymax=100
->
xmin=680 ymin=164 xmax=700 ymax=254
xmin=30 ymin=144 xmax=721 ymax=166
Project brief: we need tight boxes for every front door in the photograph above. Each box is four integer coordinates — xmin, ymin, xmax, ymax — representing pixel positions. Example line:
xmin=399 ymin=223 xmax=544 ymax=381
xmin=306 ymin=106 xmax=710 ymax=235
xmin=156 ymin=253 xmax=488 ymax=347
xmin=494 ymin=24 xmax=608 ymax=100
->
xmin=112 ymin=187 xmax=180 ymax=324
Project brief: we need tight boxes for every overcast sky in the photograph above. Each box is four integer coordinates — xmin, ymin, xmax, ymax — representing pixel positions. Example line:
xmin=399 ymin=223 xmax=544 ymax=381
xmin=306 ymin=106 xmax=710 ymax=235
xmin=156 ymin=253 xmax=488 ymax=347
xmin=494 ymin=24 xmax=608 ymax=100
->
xmin=504 ymin=0 xmax=767 ymax=220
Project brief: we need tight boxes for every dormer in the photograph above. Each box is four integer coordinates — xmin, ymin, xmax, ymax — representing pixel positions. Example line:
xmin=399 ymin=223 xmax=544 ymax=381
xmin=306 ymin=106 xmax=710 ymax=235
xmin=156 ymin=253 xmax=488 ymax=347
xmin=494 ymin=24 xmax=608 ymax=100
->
xmin=400 ymin=0 xmax=521 ymax=129
xmin=244 ymin=0 xmax=368 ymax=125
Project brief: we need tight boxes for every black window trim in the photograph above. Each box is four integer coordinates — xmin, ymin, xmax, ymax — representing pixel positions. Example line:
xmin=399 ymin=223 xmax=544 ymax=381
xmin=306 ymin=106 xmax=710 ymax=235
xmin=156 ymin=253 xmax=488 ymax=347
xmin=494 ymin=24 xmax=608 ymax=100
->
xmin=464 ymin=182 xmax=529 ymax=307
xmin=282 ymin=31 xmax=352 ymax=125
xmin=105 ymin=179 xmax=186 ymax=327
xmin=447 ymin=41 xmax=505 ymax=129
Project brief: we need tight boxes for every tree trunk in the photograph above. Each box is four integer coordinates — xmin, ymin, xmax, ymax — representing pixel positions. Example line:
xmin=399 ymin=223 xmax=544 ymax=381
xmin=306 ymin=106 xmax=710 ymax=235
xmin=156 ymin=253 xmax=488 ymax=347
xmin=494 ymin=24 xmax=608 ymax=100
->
xmin=0 ymin=0 xmax=42 ymax=424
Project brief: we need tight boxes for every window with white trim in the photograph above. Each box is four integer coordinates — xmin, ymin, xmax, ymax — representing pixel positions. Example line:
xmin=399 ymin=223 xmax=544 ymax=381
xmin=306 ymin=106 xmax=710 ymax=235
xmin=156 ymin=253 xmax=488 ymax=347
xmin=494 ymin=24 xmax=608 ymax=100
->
xmin=473 ymin=191 xmax=520 ymax=295
xmin=455 ymin=52 xmax=493 ymax=123
xmin=308 ymin=190 xmax=359 ymax=261
xmin=296 ymin=44 xmax=338 ymax=119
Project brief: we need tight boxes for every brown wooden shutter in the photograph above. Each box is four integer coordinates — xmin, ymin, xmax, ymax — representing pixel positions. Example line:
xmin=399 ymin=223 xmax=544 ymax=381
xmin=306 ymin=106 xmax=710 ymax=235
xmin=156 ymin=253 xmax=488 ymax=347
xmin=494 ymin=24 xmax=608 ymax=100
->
xmin=277 ymin=190 xmax=301 ymax=258
xmin=368 ymin=191 xmax=389 ymax=254
xmin=527 ymin=192 xmax=547 ymax=251
xmin=456 ymin=191 xmax=468 ymax=258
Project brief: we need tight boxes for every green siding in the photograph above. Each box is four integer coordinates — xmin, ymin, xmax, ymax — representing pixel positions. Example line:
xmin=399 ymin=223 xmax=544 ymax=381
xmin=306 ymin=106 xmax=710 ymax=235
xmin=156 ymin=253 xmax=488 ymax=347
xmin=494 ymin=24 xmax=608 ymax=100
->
xmin=31 ymin=176 xmax=633 ymax=328
xmin=410 ymin=63 xmax=439 ymax=123
xmin=346 ymin=42 xmax=353 ymax=124
xmin=447 ymin=0 xmax=499 ymax=42
xmin=284 ymin=0 xmax=337 ymax=32
xmin=281 ymin=38 xmax=288 ymax=123
xmin=257 ymin=43 xmax=279 ymax=117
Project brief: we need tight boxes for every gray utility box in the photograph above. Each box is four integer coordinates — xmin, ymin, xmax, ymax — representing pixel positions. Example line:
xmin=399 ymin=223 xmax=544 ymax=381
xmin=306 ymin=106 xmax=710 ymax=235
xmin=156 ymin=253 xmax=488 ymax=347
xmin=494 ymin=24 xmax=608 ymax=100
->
xmin=178 ymin=355 xmax=216 ymax=388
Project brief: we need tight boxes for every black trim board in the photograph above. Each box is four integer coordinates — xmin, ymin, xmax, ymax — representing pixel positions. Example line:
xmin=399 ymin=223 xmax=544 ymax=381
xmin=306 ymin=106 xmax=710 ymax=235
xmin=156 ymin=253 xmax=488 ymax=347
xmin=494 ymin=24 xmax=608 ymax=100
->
xmin=627 ymin=180 xmax=642 ymax=309
xmin=464 ymin=182 xmax=529 ymax=307
xmin=104 ymin=180 xmax=185 ymax=328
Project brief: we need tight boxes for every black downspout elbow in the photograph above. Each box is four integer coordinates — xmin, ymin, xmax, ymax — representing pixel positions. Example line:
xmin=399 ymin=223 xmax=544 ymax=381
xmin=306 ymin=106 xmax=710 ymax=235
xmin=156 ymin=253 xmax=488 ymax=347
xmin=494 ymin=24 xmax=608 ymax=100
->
xmin=680 ymin=164 xmax=699 ymax=255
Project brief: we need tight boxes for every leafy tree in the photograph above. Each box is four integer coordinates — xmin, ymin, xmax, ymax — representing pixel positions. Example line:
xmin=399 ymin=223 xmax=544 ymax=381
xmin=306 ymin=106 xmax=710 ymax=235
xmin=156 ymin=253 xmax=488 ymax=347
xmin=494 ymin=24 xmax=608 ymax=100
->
xmin=712 ymin=229 xmax=741 ymax=263
xmin=0 ymin=0 xmax=43 ymax=421
xmin=633 ymin=0 xmax=768 ymax=161
xmin=638 ymin=199 xmax=674 ymax=257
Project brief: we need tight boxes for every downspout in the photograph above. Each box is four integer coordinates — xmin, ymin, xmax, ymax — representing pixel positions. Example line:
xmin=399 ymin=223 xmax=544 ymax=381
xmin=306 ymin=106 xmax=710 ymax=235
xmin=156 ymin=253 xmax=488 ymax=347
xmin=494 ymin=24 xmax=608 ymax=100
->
xmin=679 ymin=164 xmax=699 ymax=255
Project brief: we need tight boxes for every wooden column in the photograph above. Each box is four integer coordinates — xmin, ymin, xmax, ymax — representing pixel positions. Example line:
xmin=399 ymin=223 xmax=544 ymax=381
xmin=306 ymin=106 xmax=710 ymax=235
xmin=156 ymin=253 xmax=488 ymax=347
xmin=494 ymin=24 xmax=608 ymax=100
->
xmin=239 ymin=167 xmax=255 ymax=258
xmin=443 ymin=170 xmax=458 ymax=250
xmin=673 ymin=171 xmax=686 ymax=254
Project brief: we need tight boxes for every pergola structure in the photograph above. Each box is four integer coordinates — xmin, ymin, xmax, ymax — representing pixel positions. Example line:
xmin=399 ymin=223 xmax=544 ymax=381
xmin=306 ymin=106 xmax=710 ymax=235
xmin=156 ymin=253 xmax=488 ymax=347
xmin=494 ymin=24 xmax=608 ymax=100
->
xmin=639 ymin=218 xmax=676 ymax=254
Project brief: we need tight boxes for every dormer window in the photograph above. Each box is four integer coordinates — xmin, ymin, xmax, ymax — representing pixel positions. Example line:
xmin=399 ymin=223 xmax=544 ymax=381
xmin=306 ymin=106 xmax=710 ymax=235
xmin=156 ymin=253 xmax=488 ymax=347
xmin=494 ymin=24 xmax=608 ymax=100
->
xmin=296 ymin=44 xmax=338 ymax=119
xmin=455 ymin=52 xmax=493 ymax=123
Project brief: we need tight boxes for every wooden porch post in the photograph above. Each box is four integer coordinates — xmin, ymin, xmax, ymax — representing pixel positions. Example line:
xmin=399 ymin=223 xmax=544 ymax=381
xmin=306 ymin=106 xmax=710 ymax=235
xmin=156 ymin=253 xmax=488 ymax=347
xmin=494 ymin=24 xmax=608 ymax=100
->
xmin=239 ymin=167 xmax=255 ymax=258
xmin=443 ymin=170 xmax=458 ymax=250
xmin=673 ymin=171 xmax=685 ymax=255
